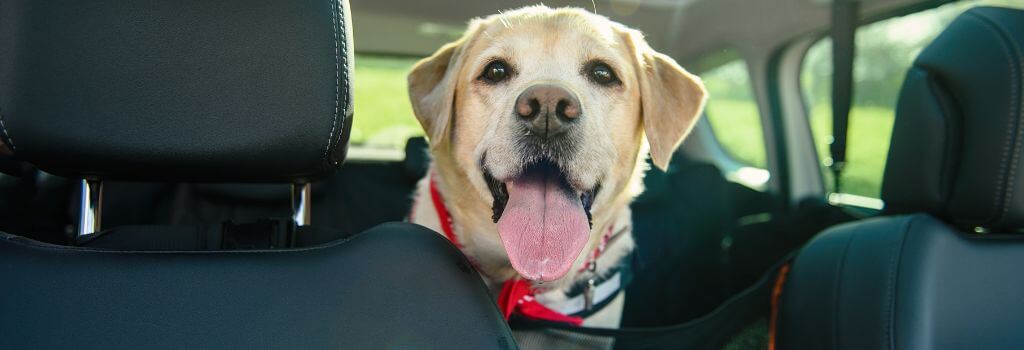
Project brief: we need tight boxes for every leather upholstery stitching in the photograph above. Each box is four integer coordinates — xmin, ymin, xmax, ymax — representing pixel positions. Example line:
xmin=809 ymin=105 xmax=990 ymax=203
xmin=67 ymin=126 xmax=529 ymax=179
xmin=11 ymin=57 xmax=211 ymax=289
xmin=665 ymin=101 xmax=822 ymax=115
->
xmin=965 ymin=12 xmax=1022 ymax=222
xmin=884 ymin=215 xmax=914 ymax=349
xmin=323 ymin=0 xmax=343 ymax=160
xmin=340 ymin=2 xmax=350 ymax=154
xmin=0 ymin=110 xmax=15 ymax=151
xmin=831 ymin=227 xmax=856 ymax=349
xmin=988 ymin=15 xmax=1023 ymax=219
xmin=334 ymin=0 xmax=351 ymax=162
xmin=984 ymin=14 xmax=1024 ymax=220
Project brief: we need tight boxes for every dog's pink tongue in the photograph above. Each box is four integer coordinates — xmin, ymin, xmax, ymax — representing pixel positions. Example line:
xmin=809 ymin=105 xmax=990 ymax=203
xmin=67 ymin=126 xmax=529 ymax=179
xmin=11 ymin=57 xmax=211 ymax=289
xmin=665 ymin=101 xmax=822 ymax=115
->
xmin=497 ymin=169 xmax=589 ymax=282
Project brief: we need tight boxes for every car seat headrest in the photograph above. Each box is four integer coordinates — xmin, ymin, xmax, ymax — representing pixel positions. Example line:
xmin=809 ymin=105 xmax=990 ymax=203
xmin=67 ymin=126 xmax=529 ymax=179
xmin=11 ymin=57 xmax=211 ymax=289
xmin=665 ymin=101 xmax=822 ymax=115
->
xmin=0 ymin=0 xmax=354 ymax=182
xmin=882 ymin=7 xmax=1024 ymax=230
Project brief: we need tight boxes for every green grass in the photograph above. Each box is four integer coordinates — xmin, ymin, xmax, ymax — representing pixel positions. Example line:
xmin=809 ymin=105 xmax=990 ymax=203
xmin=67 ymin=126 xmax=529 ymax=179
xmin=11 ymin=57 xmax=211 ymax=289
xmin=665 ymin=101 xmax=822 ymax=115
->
xmin=707 ymin=99 xmax=894 ymax=198
xmin=705 ymin=99 xmax=767 ymax=168
xmin=808 ymin=104 xmax=894 ymax=198
xmin=351 ymin=55 xmax=423 ymax=148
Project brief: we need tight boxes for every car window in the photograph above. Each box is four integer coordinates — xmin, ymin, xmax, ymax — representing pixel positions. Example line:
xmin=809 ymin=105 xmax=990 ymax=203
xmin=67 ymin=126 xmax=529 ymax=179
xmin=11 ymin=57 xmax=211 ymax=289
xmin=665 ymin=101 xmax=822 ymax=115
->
xmin=351 ymin=55 xmax=423 ymax=149
xmin=702 ymin=53 xmax=765 ymax=169
xmin=801 ymin=0 xmax=1024 ymax=199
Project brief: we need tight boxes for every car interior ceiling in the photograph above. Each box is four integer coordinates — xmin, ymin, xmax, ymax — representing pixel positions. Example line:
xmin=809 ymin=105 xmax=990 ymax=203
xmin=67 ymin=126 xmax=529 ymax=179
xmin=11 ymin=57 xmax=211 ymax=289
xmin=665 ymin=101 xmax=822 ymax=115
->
xmin=351 ymin=0 xmax=943 ymax=66
xmin=1 ymin=0 xmax=1021 ymax=349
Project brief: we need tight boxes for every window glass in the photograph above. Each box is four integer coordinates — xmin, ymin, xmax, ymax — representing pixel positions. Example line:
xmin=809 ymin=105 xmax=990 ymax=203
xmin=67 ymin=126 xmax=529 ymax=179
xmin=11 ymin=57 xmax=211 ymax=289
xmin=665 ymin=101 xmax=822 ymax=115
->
xmin=351 ymin=55 xmax=423 ymax=149
xmin=801 ymin=1 xmax=1024 ymax=198
xmin=702 ymin=53 xmax=766 ymax=169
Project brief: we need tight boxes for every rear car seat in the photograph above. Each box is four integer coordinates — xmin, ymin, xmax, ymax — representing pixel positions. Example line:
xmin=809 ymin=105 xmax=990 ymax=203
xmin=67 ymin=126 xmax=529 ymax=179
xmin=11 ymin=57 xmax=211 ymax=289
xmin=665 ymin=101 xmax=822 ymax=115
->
xmin=0 ymin=0 xmax=514 ymax=348
xmin=776 ymin=7 xmax=1024 ymax=349
xmin=623 ymin=153 xmax=737 ymax=326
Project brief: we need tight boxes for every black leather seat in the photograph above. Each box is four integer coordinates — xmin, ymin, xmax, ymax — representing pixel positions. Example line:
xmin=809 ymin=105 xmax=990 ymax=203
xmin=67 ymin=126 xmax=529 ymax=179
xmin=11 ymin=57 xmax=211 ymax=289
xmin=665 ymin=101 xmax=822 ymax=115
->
xmin=0 ymin=224 xmax=514 ymax=349
xmin=777 ymin=6 xmax=1024 ymax=349
xmin=0 ymin=0 xmax=513 ymax=348
xmin=623 ymin=154 xmax=736 ymax=327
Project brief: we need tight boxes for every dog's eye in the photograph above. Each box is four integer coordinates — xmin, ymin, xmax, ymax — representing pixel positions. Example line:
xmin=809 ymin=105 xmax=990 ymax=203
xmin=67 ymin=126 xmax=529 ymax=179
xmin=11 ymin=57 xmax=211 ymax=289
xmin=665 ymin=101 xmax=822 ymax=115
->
xmin=587 ymin=63 xmax=619 ymax=86
xmin=480 ymin=60 xmax=510 ymax=83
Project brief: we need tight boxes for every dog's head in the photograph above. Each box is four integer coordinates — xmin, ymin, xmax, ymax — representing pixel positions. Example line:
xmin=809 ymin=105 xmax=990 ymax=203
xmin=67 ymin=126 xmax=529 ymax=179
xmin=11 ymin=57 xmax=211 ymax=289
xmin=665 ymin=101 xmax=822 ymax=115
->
xmin=408 ymin=6 xmax=706 ymax=282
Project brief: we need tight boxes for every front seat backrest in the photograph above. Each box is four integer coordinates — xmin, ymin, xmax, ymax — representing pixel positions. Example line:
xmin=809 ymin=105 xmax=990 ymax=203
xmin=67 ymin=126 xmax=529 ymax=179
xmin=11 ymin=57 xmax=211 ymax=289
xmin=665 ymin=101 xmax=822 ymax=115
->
xmin=777 ymin=6 xmax=1024 ymax=350
xmin=0 ymin=1 xmax=515 ymax=348
xmin=881 ymin=6 xmax=1024 ymax=229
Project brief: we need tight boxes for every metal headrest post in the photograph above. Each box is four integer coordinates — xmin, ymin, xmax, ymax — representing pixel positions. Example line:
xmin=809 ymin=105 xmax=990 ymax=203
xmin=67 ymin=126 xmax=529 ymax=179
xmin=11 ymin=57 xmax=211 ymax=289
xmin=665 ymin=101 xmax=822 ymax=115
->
xmin=77 ymin=181 xmax=308 ymax=238
xmin=292 ymin=183 xmax=311 ymax=227
xmin=77 ymin=179 xmax=103 ymax=237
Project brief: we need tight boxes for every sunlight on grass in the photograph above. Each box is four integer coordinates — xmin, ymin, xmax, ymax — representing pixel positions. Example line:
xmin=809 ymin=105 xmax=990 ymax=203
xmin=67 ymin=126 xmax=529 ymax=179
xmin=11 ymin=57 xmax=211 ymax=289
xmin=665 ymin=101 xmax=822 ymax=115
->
xmin=706 ymin=100 xmax=893 ymax=198
xmin=705 ymin=99 xmax=765 ymax=168
xmin=808 ymin=104 xmax=894 ymax=198
xmin=352 ymin=55 xmax=423 ymax=148
xmin=702 ymin=58 xmax=767 ymax=169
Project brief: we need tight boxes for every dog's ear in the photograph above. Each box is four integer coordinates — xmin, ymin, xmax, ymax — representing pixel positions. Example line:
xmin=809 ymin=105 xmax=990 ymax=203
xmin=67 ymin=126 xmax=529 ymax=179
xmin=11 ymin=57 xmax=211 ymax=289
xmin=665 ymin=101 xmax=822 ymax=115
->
xmin=622 ymin=29 xmax=707 ymax=171
xmin=407 ymin=25 xmax=478 ymax=149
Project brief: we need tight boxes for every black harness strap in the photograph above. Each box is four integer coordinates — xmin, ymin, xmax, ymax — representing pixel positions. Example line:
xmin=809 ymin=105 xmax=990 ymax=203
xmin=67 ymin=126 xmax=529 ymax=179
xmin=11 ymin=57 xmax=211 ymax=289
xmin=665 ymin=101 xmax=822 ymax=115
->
xmin=829 ymin=0 xmax=859 ymax=193
xmin=511 ymin=254 xmax=795 ymax=350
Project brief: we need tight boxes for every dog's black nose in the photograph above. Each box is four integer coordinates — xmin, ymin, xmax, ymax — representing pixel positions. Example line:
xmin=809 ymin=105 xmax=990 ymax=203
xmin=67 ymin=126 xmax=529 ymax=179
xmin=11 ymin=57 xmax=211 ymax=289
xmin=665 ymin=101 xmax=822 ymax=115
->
xmin=514 ymin=84 xmax=580 ymax=138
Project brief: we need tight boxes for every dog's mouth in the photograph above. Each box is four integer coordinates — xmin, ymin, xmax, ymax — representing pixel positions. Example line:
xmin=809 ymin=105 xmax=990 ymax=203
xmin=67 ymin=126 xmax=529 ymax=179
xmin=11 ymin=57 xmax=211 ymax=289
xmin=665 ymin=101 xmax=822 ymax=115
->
xmin=483 ymin=159 xmax=599 ymax=282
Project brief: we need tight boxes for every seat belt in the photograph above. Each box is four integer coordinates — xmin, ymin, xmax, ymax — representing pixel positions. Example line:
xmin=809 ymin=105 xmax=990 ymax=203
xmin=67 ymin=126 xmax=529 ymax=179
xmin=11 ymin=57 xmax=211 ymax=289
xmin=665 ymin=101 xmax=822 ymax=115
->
xmin=829 ymin=0 xmax=859 ymax=193
xmin=510 ymin=254 xmax=795 ymax=350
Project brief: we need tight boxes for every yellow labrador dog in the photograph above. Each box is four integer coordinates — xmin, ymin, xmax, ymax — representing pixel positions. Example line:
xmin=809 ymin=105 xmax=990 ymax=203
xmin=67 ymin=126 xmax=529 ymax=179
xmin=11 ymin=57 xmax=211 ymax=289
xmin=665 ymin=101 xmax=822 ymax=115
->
xmin=407 ymin=5 xmax=705 ymax=347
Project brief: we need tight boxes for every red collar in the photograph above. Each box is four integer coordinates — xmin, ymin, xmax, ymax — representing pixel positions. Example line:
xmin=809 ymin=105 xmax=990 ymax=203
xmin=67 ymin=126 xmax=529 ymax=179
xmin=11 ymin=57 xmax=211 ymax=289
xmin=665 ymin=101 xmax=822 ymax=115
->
xmin=428 ymin=175 xmax=460 ymax=248
xmin=424 ymin=174 xmax=626 ymax=326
